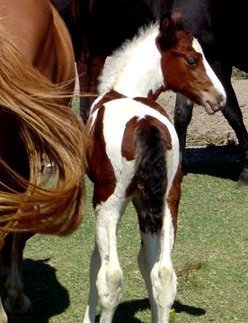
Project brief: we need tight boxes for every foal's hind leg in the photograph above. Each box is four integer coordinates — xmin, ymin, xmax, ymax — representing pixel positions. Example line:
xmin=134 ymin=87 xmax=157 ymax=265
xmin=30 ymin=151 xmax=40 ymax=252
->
xmin=85 ymin=193 xmax=127 ymax=323
xmin=96 ymin=203 xmax=124 ymax=323
xmin=135 ymin=203 xmax=177 ymax=322
xmin=137 ymin=232 xmax=160 ymax=322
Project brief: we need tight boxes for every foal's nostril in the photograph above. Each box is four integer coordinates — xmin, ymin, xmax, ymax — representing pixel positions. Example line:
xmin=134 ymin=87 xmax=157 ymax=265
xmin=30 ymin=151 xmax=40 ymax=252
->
xmin=218 ymin=94 xmax=226 ymax=107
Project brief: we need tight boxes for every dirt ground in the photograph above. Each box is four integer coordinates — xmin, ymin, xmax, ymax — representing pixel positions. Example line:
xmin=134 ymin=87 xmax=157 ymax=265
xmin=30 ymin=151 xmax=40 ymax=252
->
xmin=157 ymin=78 xmax=248 ymax=147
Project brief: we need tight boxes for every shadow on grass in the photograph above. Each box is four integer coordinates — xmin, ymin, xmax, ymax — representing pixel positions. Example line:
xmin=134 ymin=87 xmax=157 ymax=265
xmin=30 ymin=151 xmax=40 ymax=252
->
xmin=2 ymin=261 xmax=206 ymax=323
xmin=174 ymin=300 xmax=206 ymax=316
xmin=185 ymin=144 xmax=242 ymax=181
xmin=95 ymin=298 xmax=205 ymax=322
xmin=5 ymin=258 xmax=69 ymax=323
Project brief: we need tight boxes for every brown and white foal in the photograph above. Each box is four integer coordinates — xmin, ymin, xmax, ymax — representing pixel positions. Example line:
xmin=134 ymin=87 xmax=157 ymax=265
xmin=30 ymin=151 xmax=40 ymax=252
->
xmin=84 ymin=13 xmax=226 ymax=323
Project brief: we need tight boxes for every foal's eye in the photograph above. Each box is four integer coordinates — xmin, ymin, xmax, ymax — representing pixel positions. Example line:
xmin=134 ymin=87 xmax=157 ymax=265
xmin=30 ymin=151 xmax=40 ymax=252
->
xmin=186 ymin=57 xmax=197 ymax=65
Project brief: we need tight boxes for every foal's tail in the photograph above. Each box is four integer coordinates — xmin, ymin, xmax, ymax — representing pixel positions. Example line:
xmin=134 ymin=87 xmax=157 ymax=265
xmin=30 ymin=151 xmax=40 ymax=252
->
xmin=134 ymin=121 xmax=167 ymax=234
xmin=0 ymin=24 xmax=86 ymax=236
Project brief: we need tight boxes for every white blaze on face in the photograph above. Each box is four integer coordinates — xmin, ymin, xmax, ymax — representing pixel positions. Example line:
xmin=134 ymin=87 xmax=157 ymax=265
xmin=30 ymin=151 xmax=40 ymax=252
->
xmin=192 ymin=38 xmax=226 ymax=103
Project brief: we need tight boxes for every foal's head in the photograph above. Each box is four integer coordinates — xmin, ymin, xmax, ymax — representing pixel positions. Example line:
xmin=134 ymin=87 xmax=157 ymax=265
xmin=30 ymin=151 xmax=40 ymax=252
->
xmin=156 ymin=13 xmax=226 ymax=114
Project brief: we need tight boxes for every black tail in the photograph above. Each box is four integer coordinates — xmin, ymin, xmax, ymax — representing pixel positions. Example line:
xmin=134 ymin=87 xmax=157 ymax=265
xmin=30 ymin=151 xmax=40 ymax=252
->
xmin=134 ymin=122 xmax=167 ymax=234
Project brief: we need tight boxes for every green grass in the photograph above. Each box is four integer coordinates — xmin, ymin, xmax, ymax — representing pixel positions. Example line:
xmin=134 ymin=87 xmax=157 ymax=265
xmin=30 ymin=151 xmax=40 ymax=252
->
xmin=12 ymin=165 xmax=247 ymax=323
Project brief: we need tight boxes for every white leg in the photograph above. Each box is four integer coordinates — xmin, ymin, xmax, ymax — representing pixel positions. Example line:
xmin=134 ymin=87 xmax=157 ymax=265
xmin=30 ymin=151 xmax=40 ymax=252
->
xmin=137 ymin=206 xmax=177 ymax=323
xmin=96 ymin=204 xmax=123 ymax=323
xmin=0 ymin=297 xmax=7 ymax=323
xmin=83 ymin=243 xmax=101 ymax=323
xmin=84 ymin=190 xmax=128 ymax=323
xmin=137 ymin=232 xmax=160 ymax=323
xmin=151 ymin=206 xmax=177 ymax=323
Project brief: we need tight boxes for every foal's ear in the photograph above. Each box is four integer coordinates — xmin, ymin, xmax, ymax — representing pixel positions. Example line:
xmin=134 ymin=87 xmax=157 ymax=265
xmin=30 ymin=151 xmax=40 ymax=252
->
xmin=156 ymin=11 xmax=183 ymax=52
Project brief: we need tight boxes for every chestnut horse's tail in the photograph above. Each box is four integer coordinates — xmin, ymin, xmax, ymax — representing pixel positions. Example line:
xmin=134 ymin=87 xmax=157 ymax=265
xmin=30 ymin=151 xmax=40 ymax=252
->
xmin=0 ymin=24 xmax=86 ymax=236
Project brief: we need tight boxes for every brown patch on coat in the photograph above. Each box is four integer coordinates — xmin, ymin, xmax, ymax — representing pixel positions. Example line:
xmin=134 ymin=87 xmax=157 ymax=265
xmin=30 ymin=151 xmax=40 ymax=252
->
xmin=91 ymin=90 xmax=125 ymax=114
xmin=121 ymin=116 xmax=139 ymax=197
xmin=147 ymin=85 xmax=166 ymax=101
xmin=121 ymin=116 xmax=139 ymax=161
xmin=167 ymin=164 xmax=183 ymax=236
xmin=86 ymin=106 xmax=116 ymax=208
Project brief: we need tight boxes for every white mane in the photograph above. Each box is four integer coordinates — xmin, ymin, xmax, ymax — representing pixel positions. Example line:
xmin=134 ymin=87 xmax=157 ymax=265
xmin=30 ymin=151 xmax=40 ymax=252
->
xmin=98 ymin=22 xmax=164 ymax=97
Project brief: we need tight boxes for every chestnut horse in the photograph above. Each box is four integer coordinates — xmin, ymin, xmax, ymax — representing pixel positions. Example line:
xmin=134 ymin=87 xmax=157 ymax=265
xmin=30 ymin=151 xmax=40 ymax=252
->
xmin=83 ymin=14 xmax=226 ymax=323
xmin=0 ymin=0 xmax=86 ymax=320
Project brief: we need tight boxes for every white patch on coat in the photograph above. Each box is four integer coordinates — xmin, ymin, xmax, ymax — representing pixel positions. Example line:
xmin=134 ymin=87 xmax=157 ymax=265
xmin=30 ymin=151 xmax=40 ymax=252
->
xmin=98 ymin=24 xmax=164 ymax=98
xmin=192 ymin=37 xmax=226 ymax=100
xmin=102 ymin=98 xmax=179 ymax=196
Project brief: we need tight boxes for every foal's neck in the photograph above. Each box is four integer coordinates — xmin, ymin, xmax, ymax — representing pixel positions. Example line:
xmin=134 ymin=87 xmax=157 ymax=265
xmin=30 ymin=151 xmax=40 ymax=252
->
xmin=98 ymin=24 xmax=164 ymax=98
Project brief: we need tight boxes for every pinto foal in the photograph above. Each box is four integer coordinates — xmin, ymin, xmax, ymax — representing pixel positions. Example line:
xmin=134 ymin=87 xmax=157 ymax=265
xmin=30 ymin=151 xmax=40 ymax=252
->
xmin=84 ymin=14 xmax=226 ymax=323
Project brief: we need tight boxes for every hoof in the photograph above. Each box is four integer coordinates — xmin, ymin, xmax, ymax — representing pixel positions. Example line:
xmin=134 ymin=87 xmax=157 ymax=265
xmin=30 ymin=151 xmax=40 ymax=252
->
xmin=4 ymin=294 xmax=31 ymax=315
xmin=238 ymin=168 xmax=248 ymax=186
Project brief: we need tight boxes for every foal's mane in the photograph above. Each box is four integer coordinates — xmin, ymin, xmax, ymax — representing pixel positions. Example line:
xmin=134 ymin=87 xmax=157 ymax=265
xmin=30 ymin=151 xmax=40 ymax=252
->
xmin=98 ymin=22 xmax=159 ymax=94
xmin=0 ymin=24 xmax=86 ymax=236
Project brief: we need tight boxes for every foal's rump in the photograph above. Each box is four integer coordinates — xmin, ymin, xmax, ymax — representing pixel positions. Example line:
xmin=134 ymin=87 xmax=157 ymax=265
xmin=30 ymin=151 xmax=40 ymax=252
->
xmin=88 ymin=97 xmax=180 ymax=230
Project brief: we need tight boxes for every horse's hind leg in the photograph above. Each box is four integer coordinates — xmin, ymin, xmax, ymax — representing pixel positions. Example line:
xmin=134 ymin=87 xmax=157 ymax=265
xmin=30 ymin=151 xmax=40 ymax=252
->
xmin=200 ymin=58 xmax=248 ymax=185
xmin=216 ymin=64 xmax=248 ymax=185
xmin=4 ymin=233 xmax=32 ymax=314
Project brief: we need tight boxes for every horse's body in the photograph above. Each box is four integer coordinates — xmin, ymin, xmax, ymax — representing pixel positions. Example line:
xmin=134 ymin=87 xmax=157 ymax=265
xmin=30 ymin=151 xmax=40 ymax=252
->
xmin=0 ymin=0 xmax=86 ymax=319
xmin=83 ymin=14 xmax=225 ymax=323
xmin=54 ymin=0 xmax=248 ymax=185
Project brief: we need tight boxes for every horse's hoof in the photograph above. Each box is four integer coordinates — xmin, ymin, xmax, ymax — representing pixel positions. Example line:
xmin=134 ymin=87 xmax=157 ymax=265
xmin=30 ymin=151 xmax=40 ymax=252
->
xmin=4 ymin=294 xmax=31 ymax=314
xmin=238 ymin=168 xmax=248 ymax=186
